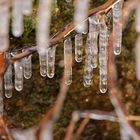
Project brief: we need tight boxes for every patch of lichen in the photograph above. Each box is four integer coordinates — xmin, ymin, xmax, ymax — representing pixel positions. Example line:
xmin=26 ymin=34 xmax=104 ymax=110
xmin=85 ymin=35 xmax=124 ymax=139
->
xmin=4 ymin=0 xmax=140 ymax=140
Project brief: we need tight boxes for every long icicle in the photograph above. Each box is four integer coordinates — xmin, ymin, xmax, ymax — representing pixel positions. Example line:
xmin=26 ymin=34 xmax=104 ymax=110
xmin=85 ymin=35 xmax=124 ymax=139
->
xmin=22 ymin=50 xmax=32 ymax=79
xmin=37 ymin=0 xmax=52 ymax=77
xmin=83 ymin=35 xmax=93 ymax=87
xmin=4 ymin=53 xmax=13 ymax=98
xmin=12 ymin=0 xmax=24 ymax=37
xmin=88 ymin=14 xmax=99 ymax=69
xmin=99 ymin=18 xmax=108 ymax=93
xmin=0 ymin=2 xmax=10 ymax=52
xmin=75 ymin=34 xmax=83 ymax=63
xmin=47 ymin=45 xmax=56 ymax=78
xmin=22 ymin=0 xmax=33 ymax=16
xmin=64 ymin=38 xmax=72 ymax=85
xmin=14 ymin=58 xmax=23 ymax=92
xmin=113 ymin=0 xmax=124 ymax=55
xmin=74 ymin=0 xmax=90 ymax=33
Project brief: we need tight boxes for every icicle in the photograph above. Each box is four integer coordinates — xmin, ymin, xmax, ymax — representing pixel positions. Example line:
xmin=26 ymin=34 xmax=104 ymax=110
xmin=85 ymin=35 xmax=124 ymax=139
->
xmin=113 ymin=0 xmax=124 ymax=55
xmin=136 ymin=0 xmax=140 ymax=33
xmin=39 ymin=53 xmax=47 ymax=77
xmin=22 ymin=0 xmax=33 ymax=16
xmin=136 ymin=35 xmax=140 ymax=80
xmin=99 ymin=21 xmax=108 ymax=93
xmin=12 ymin=0 xmax=24 ymax=37
xmin=75 ymin=34 xmax=83 ymax=63
xmin=22 ymin=51 xmax=32 ymax=79
xmin=0 ymin=3 xmax=10 ymax=52
xmin=47 ymin=46 xmax=56 ymax=78
xmin=14 ymin=59 xmax=23 ymax=91
xmin=83 ymin=36 xmax=93 ymax=87
xmin=88 ymin=15 xmax=99 ymax=68
xmin=4 ymin=53 xmax=13 ymax=98
xmin=0 ymin=77 xmax=3 ymax=115
xmin=64 ymin=38 xmax=72 ymax=85
xmin=37 ymin=0 xmax=52 ymax=77
xmin=74 ymin=0 xmax=90 ymax=33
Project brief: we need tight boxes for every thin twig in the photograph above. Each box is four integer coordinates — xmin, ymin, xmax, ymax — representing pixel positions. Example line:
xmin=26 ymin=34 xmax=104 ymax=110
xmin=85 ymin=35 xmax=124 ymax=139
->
xmin=74 ymin=118 xmax=90 ymax=140
xmin=108 ymin=0 xmax=140 ymax=139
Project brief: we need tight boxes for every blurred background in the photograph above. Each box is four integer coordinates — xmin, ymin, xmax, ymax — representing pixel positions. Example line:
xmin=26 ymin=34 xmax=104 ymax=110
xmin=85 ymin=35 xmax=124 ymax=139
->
xmin=4 ymin=0 xmax=140 ymax=139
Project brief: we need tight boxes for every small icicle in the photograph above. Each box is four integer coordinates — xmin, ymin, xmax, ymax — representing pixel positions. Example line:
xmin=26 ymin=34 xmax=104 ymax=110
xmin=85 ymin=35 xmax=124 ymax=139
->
xmin=0 ymin=2 xmax=10 ymax=52
xmin=22 ymin=0 xmax=33 ymax=16
xmin=113 ymin=0 xmax=124 ymax=55
xmin=64 ymin=38 xmax=72 ymax=85
xmin=37 ymin=0 xmax=52 ymax=77
xmin=99 ymin=20 xmax=108 ymax=93
xmin=39 ymin=53 xmax=47 ymax=77
xmin=4 ymin=53 xmax=13 ymax=98
xmin=47 ymin=46 xmax=56 ymax=78
xmin=22 ymin=50 xmax=32 ymax=79
xmin=14 ymin=59 xmax=23 ymax=92
xmin=88 ymin=15 xmax=99 ymax=68
xmin=136 ymin=0 xmax=140 ymax=33
xmin=12 ymin=0 xmax=24 ymax=37
xmin=74 ymin=0 xmax=90 ymax=33
xmin=83 ymin=37 xmax=93 ymax=87
xmin=75 ymin=34 xmax=83 ymax=63
xmin=136 ymin=35 xmax=140 ymax=80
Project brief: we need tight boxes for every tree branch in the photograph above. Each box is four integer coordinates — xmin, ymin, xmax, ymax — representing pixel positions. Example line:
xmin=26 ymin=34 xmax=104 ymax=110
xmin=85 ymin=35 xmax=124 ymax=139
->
xmin=10 ymin=0 xmax=119 ymax=63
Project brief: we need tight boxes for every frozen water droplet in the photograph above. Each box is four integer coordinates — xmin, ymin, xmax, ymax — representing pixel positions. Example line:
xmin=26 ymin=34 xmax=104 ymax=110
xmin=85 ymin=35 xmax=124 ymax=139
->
xmin=100 ymin=80 xmax=107 ymax=93
xmin=39 ymin=52 xmax=47 ymax=77
xmin=113 ymin=0 xmax=123 ymax=55
xmin=14 ymin=60 xmax=23 ymax=92
xmin=75 ymin=34 xmax=83 ymax=63
xmin=47 ymin=46 xmax=56 ymax=78
xmin=99 ymin=22 xmax=108 ymax=93
xmin=64 ymin=38 xmax=72 ymax=85
xmin=23 ymin=51 xmax=32 ymax=79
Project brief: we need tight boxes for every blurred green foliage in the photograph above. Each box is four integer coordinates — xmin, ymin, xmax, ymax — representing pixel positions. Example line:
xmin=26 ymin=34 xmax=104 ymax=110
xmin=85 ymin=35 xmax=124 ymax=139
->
xmin=4 ymin=0 xmax=140 ymax=140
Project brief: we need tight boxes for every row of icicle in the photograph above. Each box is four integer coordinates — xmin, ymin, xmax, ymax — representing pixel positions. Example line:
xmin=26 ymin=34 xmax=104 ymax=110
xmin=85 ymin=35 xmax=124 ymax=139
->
xmin=3 ymin=0 xmax=124 ymax=99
